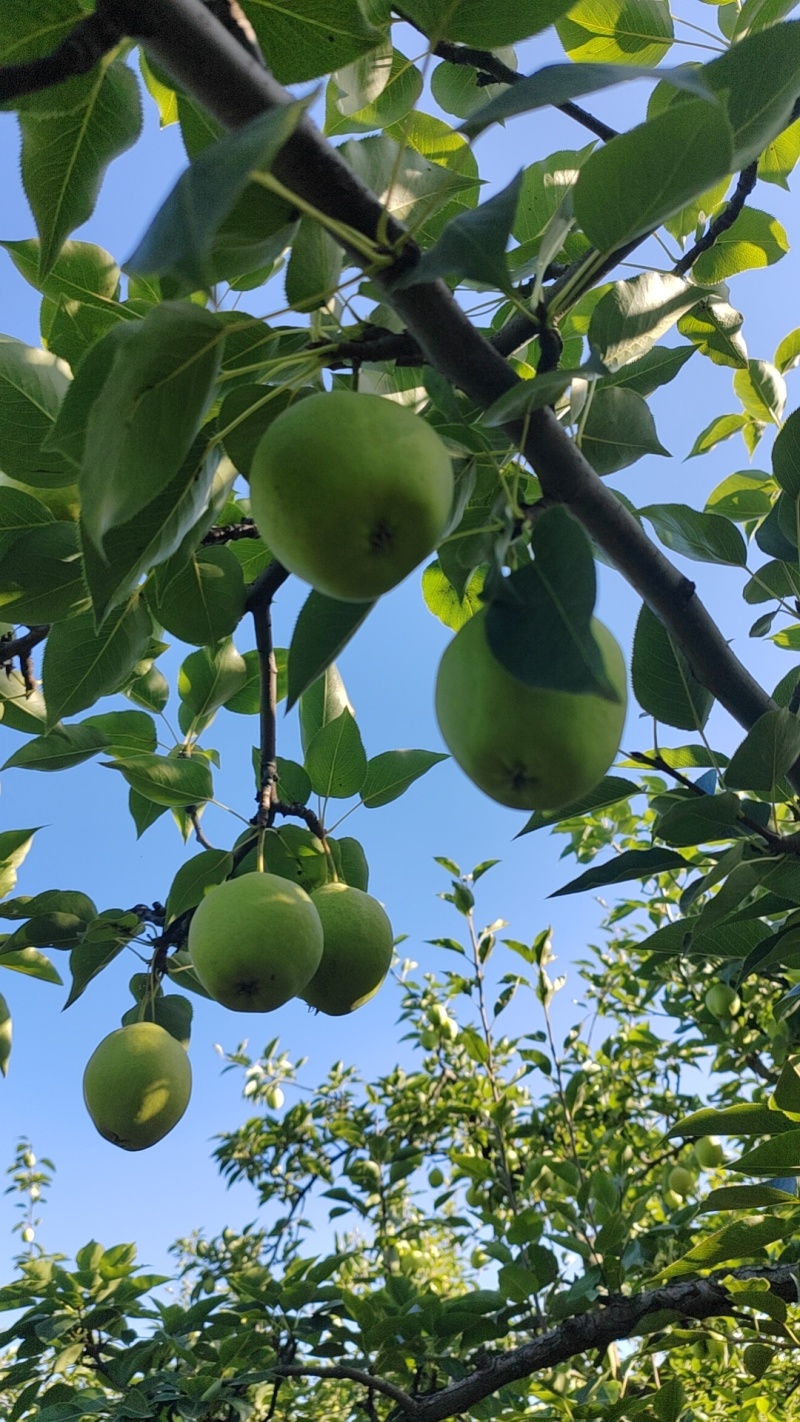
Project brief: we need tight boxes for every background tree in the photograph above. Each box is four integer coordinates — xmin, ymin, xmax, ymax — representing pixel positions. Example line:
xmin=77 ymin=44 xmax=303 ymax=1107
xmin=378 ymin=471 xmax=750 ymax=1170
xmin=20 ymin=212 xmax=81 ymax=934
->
xmin=2 ymin=0 xmax=800 ymax=1416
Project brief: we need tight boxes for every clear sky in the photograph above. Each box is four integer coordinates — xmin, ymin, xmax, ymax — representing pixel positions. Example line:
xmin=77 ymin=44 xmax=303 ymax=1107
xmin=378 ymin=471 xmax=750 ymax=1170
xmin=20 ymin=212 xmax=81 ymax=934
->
xmin=0 ymin=7 xmax=798 ymax=1280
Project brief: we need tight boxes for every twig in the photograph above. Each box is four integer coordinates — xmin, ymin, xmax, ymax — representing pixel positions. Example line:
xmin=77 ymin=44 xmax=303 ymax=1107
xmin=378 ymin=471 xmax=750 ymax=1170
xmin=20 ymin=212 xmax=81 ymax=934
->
xmin=0 ymin=10 xmax=125 ymax=102
xmin=245 ymin=560 xmax=290 ymax=827
xmin=0 ymin=626 xmax=49 ymax=666
xmin=674 ymin=162 xmax=758 ymax=277
xmin=429 ymin=36 xmax=619 ymax=143
xmin=188 ymin=808 xmax=215 ymax=850
xmin=202 ymin=517 xmax=261 ymax=544
xmin=268 ymin=1363 xmax=417 ymax=1415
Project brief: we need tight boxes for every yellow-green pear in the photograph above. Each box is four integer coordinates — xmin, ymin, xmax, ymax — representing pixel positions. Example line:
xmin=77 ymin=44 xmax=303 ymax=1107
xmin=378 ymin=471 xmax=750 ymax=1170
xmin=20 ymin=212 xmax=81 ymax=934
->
xmin=301 ymin=882 xmax=393 ymax=1016
xmin=435 ymin=609 xmax=627 ymax=811
xmin=188 ymin=872 xmax=323 ymax=1012
xmin=83 ymin=1021 xmax=191 ymax=1151
xmin=248 ymin=391 xmax=453 ymax=602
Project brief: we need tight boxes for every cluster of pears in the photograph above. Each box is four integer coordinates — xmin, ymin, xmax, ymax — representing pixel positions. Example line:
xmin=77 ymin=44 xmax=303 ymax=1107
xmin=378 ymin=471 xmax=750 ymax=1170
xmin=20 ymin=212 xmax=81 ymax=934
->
xmin=82 ymin=851 xmax=394 ymax=1152
xmin=250 ymin=390 xmax=627 ymax=813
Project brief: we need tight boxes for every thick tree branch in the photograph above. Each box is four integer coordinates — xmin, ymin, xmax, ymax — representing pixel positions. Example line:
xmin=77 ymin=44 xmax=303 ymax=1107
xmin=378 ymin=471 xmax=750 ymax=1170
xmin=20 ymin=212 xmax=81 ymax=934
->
xmin=0 ymin=10 xmax=125 ymax=102
xmin=401 ymin=1263 xmax=800 ymax=1422
xmin=33 ymin=2 xmax=800 ymax=783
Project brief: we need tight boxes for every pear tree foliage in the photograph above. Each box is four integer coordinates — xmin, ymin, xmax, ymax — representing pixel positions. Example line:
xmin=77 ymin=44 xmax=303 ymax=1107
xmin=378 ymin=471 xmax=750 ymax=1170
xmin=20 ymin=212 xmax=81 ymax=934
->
xmin=2 ymin=0 xmax=800 ymax=1414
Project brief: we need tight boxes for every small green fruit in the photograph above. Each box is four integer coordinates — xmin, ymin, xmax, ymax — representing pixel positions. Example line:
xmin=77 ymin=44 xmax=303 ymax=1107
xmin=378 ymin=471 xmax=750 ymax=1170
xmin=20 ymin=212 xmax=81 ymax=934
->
xmin=742 ymin=1342 xmax=772 ymax=1379
xmin=301 ymin=882 xmax=393 ymax=1016
xmin=21 ymin=1226 xmax=34 ymax=1244
xmin=420 ymin=1029 xmax=438 ymax=1049
xmin=435 ymin=610 xmax=627 ymax=811
xmin=265 ymin=1085 xmax=284 ymax=1110
xmin=705 ymin=983 xmax=741 ymax=1018
xmin=428 ymin=1167 xmax=445 ymax=1188
xmin=441 ymin=1016 xmax=458 ymax=1041
xmin=249 ymin=391 xmax=453 ymax=602
xmin=694 ymin=1135 xmax=724 ymax=1169
xmin=83 ymin=1022 xmax=191 ymax=1151
xmin=428 ymin=1002 xmax=449 ymax=1027
xmin=189 ymin=873 xmax=323 ymax=1012
xmin=668 ymin=1166 xmax=694 ymax=1198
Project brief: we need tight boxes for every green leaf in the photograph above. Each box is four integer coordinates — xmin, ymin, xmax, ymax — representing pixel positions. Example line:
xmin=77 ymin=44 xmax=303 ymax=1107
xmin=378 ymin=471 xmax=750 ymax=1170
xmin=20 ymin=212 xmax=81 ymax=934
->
xmin=775 ymin=326 xmax=800 ymax=374
xmin=121 ymin=993 xmax=193 ymax=1048
xmin=42 ymin=598 xmax=151 ymax=728
xmin=659 ymin=1215 xmax=796 ymax=1280
xmin=772 ymin=407 xmax=800 ymax=497
xmin=127 ymin=105 xmax=308 ymax=293
xmin=733 ymin=1130 xmax=800 ymax=1174
xmin=725 ymin=709 xmax=800 ymax=792
xmin=223 ymin=647 xmax=287 ymax=715
xmin=639 ymin=503 xmax=746 ymax=565
xmin=0 ymin=829 xmax=38 ymax=900
xmin=703 ymin=20 xmax=800 ymax=168
xmin=0 ymin=947 xmax=62 ymax=985
xmin=462 ymin=60 xmax=713 ymax=137
xmin=286 ymin=591 xmax=374 ymax=710
xmin=0 ymin=337 xmax=71 ymax=486
xmin=516 ymin=775 xmax=640 ymax=836
xmin=422 ymin=560 xmax=486 ymax=632
xmin=550 ymin=846 xmax=689 ymax=897
xmin=706 ymin=470 xmax=774 ymax=521
xmin=579 ymin=387 xmax=669 ymax=474
xmin=588 ymin=273 xmax=715 ymax=371
xmin=151 ymin=546 xmax=246 ymax=646
xmin=392 ymin=172 xmax=522 ymax=292
xmin=79 ymin=304 xmax=222 ymax=555
xmin=483 ymin=369 xmax=583 ymax=427
xmin=574 ymin=100 xmax=733 ymax=251
xmin=678 ymin=298 xmax=748 ymax=370
xmin=485 ymin=506 xmax=618 ymax=697
xmin=178 ymin=640 xmax=247 ymax=723
xmin=128 ymin=788 xmax=169 ymax=838
xmin=164 ymin=850 xmax=233 ymax=926
xmin=275 ymin=757 xmax=312 ymax=806
xmin=64 ymin=909 xmax=139 ymax=1008
xmin=668 ymin=1102 xmax=795 ymax=1137
xmin=692 ymin=208 xmax=789 ymax=284
xmin=688 ymin=411 xmax=751 ymax=457
xmin=245 ymin=0 xmax=382 ymax=83
xmin=20 ymin=62 xmax=142 ymax=277
xmin=326 ymin=45 xmax=423 ymax=135
xmin=700 ymin=1184 xmax=799 ymax=1211
xmin=759 ymin=115 xmax=800 ymax=186
xmin=126 ymin=664 xmax=169 ymax=715
xmin=0 ymin=484 xmax=54 ymax=558
xmin=299 ymin=663 xmax=354 ymax=755
xmin=772 ymin=1060 xmax=800 ymax=1118
xmin=304 ymin=708 xmax=367 ymax=800
xmin=632 ymin=603 xmax=714 ymax=730
xmin=103 ymin=754 xmax=214 ymax=808
xmin=81 ymin=710 xmax=157 ymax=756
xmin=0 ymin=994 xmax=10 ymax=1077
xmin=361 ymin=750 xmax=448 ymax=809
xmin=0 ymin=521 xmax=89 ymax=624
xmin=654 ymin=791 xmax=744 ymax=847
xmin=398 ymin=0 xmax=576 ymax=45
xmin=2 ymin=724 xmax=106 ymax=773
xmin=557 ymin=0 xmax=674 ymax=64
xmin=285 ymin=215 xmax=343 ymax=312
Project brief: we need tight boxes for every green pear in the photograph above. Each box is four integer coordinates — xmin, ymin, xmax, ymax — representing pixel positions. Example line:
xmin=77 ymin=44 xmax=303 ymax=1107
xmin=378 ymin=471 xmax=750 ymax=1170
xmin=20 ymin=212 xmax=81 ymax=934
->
xmin=188 ymin=872 xmax=323 ymax=1012
xmin=83 ymin=1021 xmax=191 ymax=1151
xmin=667 ymin=1165 xmax=693 ymax=1198
xmin=435 ymin=609 xmax=627 ymax=811
xmin=248 ymin=391 xmax=453 ymax=602
xmin=705 ymin=983 xmax=741 ymax=1018
xmin=301 ymin=882 xmax=394 ymax=1016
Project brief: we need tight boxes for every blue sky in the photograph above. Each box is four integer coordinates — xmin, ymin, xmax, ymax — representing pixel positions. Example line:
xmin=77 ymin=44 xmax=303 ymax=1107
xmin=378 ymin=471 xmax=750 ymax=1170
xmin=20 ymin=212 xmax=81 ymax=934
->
xmin=0 ymin=9 xmax=798 ymax=1280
